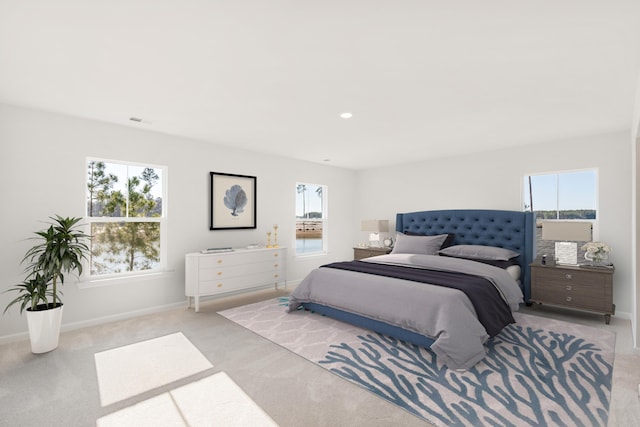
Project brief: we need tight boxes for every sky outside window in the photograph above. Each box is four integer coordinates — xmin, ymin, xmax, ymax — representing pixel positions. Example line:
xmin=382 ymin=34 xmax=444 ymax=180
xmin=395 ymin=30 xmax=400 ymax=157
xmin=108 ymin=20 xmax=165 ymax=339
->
xmin=296 ymin=184 xmax=323 ymax=217
xmin=524 ymin=170 xmax=596 ymax=219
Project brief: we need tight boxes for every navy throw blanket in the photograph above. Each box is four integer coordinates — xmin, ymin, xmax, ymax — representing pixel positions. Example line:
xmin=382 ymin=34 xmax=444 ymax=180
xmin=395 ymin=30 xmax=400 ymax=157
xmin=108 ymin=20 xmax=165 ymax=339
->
xmin=322 ymin=261 xmax=515 ymax=338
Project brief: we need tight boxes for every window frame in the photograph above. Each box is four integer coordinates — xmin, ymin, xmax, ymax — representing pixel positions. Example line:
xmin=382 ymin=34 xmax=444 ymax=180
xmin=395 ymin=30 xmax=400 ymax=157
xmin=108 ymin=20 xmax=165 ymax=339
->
xmin=523 ymin=167 xmax=599 ymax=238
xmin=295 ymin=182 xmax=328 ymax=256
xmin=85 ymin=157 xmax=168 ymax=281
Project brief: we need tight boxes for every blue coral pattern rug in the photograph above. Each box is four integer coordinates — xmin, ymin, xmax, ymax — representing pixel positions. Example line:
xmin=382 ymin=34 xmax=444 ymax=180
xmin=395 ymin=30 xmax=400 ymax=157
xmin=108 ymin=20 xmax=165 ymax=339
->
xmin=219 ymin=298 xmax=614 ymax=427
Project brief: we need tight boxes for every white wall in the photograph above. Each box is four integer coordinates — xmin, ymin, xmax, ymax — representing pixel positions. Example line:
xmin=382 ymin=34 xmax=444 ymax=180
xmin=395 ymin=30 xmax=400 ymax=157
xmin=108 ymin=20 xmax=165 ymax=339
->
xmin=355 ymin=132 xmax=634 ymax=317
xmin=0 ymin=104 xmax=356 ymax=340
xmin=632 ymin=71 xmax=640 ymax=348
xmin=2 ymin=103 xmax=633 ymax=341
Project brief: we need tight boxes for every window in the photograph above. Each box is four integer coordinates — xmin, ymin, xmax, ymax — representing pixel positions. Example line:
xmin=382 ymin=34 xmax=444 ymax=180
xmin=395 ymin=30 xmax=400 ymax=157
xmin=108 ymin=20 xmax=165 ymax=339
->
xmin=524 ymin=169 xmax=597 ymax=222
xmin=86 ymin=159 xmax=166 ymax=278
xmin=295 ymin=183 xmax=327 ymax=255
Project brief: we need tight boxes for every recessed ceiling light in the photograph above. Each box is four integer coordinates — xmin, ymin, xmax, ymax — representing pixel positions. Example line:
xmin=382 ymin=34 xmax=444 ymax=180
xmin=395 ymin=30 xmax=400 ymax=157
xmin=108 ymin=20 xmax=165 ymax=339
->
xmin=340 ymin=112 xmax=353 ymax=119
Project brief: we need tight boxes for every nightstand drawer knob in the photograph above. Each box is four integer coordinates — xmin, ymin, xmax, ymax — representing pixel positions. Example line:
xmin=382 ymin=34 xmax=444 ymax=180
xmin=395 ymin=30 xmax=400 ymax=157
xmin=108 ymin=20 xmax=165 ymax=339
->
xmin=565 ymin=274 xmax=572 ymax=280
xmin=566 ymin=296 xmax=573 ymax=302
xmin=565 ymin=285 xmax=572 ymax=291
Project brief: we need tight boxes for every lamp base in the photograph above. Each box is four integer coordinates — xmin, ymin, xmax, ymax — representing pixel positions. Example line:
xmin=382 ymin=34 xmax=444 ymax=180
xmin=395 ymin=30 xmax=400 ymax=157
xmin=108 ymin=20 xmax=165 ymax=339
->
xmin=555 ymin=241 xmax=577 ymax=265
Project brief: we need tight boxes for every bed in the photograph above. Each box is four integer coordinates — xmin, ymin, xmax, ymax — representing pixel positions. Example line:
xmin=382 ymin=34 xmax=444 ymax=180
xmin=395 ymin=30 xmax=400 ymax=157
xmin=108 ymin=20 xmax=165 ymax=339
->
xmin=288 ymin=209 xmax=535 ymax=370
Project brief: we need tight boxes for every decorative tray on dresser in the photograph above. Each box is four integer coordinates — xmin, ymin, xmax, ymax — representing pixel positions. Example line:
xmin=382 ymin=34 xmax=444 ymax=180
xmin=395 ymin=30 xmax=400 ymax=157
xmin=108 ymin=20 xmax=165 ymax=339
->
xmin=529 ymin=261 xmax=615 ymax=324
xmin=185 ymin=247 xmax=286 ymax=312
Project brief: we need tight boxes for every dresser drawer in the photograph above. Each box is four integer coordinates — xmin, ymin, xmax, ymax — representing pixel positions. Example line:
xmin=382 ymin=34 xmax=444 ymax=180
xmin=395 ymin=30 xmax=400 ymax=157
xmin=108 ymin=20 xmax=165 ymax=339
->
xmin=198 ymin=250 xmax=282 ymax=268
xmin=199 ymin=270 xmax=284 ymax=294
xmin=199 ymin=259 xmax=283 ymax=281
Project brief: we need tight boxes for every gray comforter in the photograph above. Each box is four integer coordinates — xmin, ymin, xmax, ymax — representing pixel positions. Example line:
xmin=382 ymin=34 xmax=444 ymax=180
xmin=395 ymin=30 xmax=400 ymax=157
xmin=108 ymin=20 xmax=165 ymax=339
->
xmin=288 ymin=253 xmax=523 ymax=370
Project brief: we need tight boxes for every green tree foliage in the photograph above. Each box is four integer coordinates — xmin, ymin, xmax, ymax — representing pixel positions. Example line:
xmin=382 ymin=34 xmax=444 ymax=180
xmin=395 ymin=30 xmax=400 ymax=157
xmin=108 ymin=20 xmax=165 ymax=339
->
xmin=87 ymin=162 xmax=161 ymax=274
xmin=534 ymin=209 xmax=596 ymax=221
xmin=87 ymin=161 xmax=119 ymax=216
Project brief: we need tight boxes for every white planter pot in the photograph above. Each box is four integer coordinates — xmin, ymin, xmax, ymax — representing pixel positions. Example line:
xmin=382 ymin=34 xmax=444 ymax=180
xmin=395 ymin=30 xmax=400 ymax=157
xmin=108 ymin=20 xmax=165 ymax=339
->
xmin=26 ymin=304 xmax=63 ymax=353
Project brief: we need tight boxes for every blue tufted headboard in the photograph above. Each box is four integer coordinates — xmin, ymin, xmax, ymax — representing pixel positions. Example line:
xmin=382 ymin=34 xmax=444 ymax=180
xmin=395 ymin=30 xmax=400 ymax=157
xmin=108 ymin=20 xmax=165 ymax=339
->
xmin=396 ymin=209 xmax=535 ymax=302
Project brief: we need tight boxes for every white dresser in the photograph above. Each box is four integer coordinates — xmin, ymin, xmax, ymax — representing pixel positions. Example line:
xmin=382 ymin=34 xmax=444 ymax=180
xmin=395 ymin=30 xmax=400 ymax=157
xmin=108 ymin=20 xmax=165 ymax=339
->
xmin=185 ymin=247 xmax=286 ymax=312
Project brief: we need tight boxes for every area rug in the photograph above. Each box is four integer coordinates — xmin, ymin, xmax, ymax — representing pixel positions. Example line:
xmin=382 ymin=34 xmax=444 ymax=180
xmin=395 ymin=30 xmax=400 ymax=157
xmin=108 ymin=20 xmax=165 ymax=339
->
xmin=94 ymin=332 xmax=214 ymax=406
xmin=96 ymin=371 xmax=279 ymax=427
xmin=219 ymin=298 xmax=615 ymax=427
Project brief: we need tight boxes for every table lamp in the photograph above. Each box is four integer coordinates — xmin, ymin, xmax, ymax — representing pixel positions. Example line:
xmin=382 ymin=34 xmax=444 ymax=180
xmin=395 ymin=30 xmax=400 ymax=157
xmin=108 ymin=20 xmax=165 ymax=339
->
xmin=361 ymin=220 xmax=389 ymax=247
xmin=541 ymin=221 xmax=592 ymax=265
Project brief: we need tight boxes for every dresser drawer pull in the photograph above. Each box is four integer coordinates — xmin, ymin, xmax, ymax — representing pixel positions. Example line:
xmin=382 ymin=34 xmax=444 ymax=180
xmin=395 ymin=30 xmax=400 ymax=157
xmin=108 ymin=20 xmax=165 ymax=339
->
xmin=566 ymin=296 xmax=572 ymax=302
xmin=565 ymin=274 xmax=572 ymax=280
xmin=274 ymin=253 xmax=279 ymax=257
xmin=217 ymin=283 xmax=223 ymax=288
xmin=274 ymin=263 xmax=279 ymax=268
xmin=217 ymin=260 xmax=223 ymax=264
xmin=217 ymin=272 xmax=223 ymax=276
xmin=274 ymin=274 xmax=279 ymax=278
xmin=565 ymin=285 xmax=572 ymax=291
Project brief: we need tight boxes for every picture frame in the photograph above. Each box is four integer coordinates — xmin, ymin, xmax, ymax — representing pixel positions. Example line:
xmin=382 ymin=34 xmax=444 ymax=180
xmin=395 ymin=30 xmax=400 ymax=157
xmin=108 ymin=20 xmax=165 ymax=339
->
xmin=210 ymin=172 xmax=257 ymax=230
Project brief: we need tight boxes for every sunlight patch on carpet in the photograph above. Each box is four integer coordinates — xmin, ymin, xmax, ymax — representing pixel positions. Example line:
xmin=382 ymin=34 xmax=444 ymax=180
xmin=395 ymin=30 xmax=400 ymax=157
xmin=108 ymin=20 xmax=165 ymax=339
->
xmin=97 ymin=372 xmax=279 ymax=427
xmin=94 ymin=332 xmax=213 ymax=406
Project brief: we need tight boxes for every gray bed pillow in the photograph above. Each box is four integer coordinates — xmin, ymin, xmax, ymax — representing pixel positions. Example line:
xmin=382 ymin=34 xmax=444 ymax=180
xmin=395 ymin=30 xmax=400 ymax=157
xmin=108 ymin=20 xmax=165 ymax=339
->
xmin=391 ymin=233 xmax=448 ymax=255
xmin=438 ymin=245 xmax=519 ymax=261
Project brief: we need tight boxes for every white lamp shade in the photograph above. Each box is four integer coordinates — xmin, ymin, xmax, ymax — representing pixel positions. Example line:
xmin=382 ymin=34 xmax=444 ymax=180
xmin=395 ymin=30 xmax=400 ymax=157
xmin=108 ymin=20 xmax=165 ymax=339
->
xmin=361 ymin=220 xmax=389 ymax=233
xmin=541 ymin=221 xmax=592 ymax=241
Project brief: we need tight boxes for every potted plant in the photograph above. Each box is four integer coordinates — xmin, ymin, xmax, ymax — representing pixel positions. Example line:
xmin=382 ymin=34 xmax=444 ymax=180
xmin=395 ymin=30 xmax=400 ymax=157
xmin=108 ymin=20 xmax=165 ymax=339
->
xmin=3 ymin=215 xmax=90 ymax=353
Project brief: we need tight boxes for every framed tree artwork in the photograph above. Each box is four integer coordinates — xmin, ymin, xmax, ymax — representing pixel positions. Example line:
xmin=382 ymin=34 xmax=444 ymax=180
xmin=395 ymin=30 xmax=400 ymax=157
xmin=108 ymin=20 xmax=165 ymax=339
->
xmin=210 ymin=172 xmax=257 ymax=230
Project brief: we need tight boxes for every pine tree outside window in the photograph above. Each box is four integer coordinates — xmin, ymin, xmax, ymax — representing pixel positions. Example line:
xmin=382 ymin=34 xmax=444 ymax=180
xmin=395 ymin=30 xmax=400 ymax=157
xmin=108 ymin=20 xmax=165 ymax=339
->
xmin=86 ymin=159 xmax=166 ymax=278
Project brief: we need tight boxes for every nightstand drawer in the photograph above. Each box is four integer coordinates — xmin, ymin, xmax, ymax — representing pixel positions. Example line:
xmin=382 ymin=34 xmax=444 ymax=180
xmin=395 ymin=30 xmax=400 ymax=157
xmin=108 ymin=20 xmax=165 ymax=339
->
xmin=535 ymin=268 xmax=605 ymax=287
xmin=533 ymin=277 xmax=604 ymax=294
xmin=531 ymin=285 xmax=606 ymax=311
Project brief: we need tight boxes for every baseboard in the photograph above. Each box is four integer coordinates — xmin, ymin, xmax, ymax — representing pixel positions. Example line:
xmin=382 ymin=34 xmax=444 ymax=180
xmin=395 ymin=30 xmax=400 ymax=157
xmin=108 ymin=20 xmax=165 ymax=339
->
xmin=0 ymin=301 xmax=186 ymax=345
xmin=62 ymin=301 xmax=188 ymax=333
xmin=0 ymin=330 xmax=30 ymax=345
xmin=0 ymin=282 xmax=303 ymax=346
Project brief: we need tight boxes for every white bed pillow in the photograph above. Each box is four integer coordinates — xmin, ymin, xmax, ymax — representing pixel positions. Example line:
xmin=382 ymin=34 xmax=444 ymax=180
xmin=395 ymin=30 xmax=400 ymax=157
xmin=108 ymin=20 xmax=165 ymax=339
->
xmin=438 ymin=245 xmax=519 ymax=261
xmin=506 ymin=265 xmax=521 ymax=281
xmin=391 ymin=233 xmax=448 ymax=255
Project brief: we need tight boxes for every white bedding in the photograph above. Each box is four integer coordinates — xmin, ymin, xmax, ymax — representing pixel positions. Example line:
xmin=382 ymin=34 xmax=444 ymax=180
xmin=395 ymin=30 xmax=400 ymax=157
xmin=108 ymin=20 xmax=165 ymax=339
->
xmin=506 ymin=264 xmax=521 ymax=281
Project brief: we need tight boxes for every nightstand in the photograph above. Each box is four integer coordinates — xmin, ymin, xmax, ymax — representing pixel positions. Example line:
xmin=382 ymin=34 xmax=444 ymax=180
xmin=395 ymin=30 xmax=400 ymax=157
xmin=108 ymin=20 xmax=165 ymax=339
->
xmin=353 ymin=246 xmax=392 ymax=260
xmin=530 ymin=262 xmax=615 ymax=324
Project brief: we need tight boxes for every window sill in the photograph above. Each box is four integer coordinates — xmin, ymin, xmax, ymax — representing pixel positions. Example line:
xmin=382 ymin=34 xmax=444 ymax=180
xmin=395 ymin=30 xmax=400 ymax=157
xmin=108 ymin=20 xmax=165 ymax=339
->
xmin=294 ymin=251 xmax=329 ymax=258
xmin=78 ymin=270 xmax=175 ymax=289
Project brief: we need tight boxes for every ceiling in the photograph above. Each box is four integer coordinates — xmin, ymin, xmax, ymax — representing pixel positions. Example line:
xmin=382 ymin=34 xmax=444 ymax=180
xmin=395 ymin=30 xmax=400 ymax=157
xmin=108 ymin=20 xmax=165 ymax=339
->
xmin=1 ymin=1 xmax=640 ymax=170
